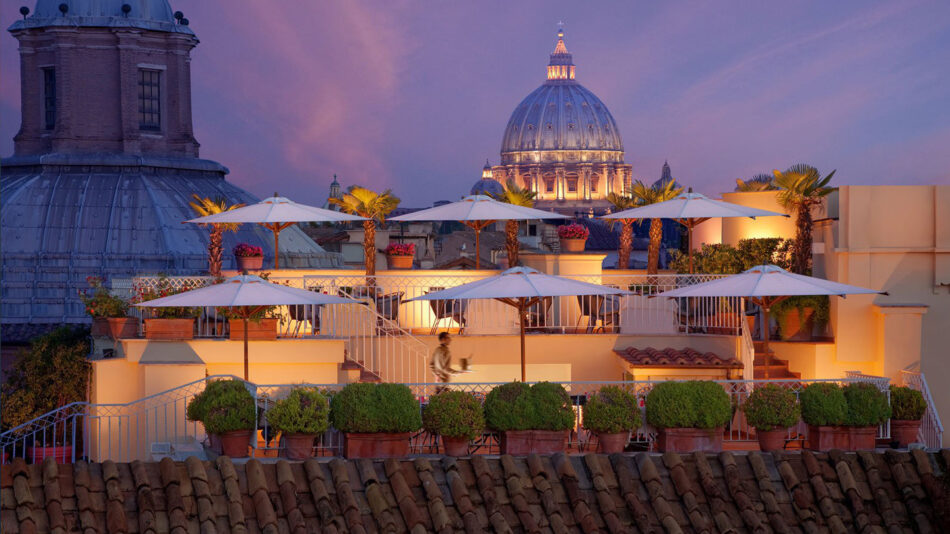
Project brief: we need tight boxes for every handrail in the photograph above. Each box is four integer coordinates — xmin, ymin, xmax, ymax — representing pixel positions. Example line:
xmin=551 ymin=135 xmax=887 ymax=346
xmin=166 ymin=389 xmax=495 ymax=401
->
xmin=901 ymin=370 xmax=944 ymax=448
xmin=739 ymin=301 xmax=755 ymax=381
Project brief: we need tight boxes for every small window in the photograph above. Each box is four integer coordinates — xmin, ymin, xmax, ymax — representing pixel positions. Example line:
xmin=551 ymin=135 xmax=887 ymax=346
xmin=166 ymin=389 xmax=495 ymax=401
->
xmin=42 ymin=68 xmax=55 ymax=130
xmin=528 ymin=224 xmax=538 ymax=237
xmin=545 ymin=179 xmax=555 ymax=193
xmin=567 ymin=178 xmax=578 ymax=193
xmin=138 ymin=69 xmax=161 ymax=130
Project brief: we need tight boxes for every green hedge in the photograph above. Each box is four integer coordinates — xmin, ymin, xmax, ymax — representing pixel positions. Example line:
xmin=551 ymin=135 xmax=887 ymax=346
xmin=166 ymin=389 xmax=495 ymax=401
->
xmin=645 ymin=381 xmax=732 ymax=430
xmin=266 ymin=387 xmax=330 ymax=435
xmin=799 ymin=383 xmax=847 ymax=426
xmin=329 ymin=383 xmax=421 ymax=433
xmin=201 ymin=381 xmax=256 ymax=435
xmin=843 ymin=383 xmax=891 ymax=426
xmin=742 ymin=384 xmax=800 ymax=431
xmin=423 ymin=391 xmax=485 ymax=440
xmin=889 ymin=386 xmax=925 ymax=421
xmin=582 ymin=386 xmax=641 ymax=434
xmin=187 ymin=379 xmax=249 ymax=424
xmin=484 ymin=382 xmax=574 ymax=432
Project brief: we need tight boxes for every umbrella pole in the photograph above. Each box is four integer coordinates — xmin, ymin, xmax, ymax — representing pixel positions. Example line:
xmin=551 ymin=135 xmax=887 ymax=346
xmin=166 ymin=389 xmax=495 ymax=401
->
xmin=519 ymin=300 xmax=527 ymax=382
xmin=273 ymin=227 xmax=280 ymax=269
xmin=243 ymin=315 xmax=249 ymax=381
xmin=475 ymin=227 xmax=481 ymax=270
xmin=688 ymin=226 xmax=694 ymax=274
xmin=762 ymin=303 xmax=770 ymax=379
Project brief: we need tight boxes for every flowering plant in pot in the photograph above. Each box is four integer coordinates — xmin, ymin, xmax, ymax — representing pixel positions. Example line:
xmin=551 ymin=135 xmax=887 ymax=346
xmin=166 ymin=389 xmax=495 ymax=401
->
xmin=556 ymin=223 xmax=590 ymax=252
xmin=266 ymin=386 xmax=329 ymax=459
xmin=233 ymin=243 xmax=264 ymax=271
xmin=329 ymin=382 xmax=421 ymax=458
xmin=385 ymin=243 xmax=415 ymax=270
xmin=133 ymin=275 xmax=200 ymax=339
xmin=843 ymin=382 xmax=890 ymax=450
xmin=582 ymin=386 xmax=640 ymax=453
xmin=742 ymin=384 xmax=800 ymax=451
xmin=645 ymin=381 xmax=732 ymax=452
xmin=484 ymin=382 xmax=575 ymax=455
xmin=889 ymin=386 xmax=925 ymax=448
xmin=188 ymin=379 xmax=256 ymax=457
xmin=423 ymin=390 xmax=485 ymax=456
xmin=800 ymin=382 xmax=848 ymax=450
xmin=80 ymin=276 xmax=136 ymax=339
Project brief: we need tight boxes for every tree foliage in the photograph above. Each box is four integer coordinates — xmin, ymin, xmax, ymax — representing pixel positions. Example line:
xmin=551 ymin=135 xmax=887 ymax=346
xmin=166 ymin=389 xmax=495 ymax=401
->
xmin=773 ymin=164 xmax=836 ymax=274
xmin=490 ymin=179 xmax=537 ymax=267
xmin=630 ymin=179 xmax=683 ymax=274
xmin=189 ymin=195 xmax=245 ymax=277
xmin=330 ymin=186 xmax=400 ymax=280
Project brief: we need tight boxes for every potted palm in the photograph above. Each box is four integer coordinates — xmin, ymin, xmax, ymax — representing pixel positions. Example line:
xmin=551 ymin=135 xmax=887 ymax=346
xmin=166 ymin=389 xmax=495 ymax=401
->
xmin=605 ymin=193 xmax=638 ymax=269
xmin=630 ymin=179 xmax=684 ymax=274
xmin=385 ymin=243 xmax=415 ymax=270
xmin=330 ymin=383 xmax=421 ymax=458
xmin=266 ymin=387 xmax=330 ymax=459
xmin=889 ymin=386 xmax=925 ymax=448
xmin=773 ymin=164 xmax=836 ymax=276
xmin=189 ymin=195 xmax=245 ymax=277
xmin=582 ymin=386 xmax=640 ymax=453
xmin=557 ymin=223 xmax=589 ymax=252
xmin=646 ymin=381 xmax=732 ymax=452
xmin=490 ymin=179 xmax=537 ymax=267
xmin=330 ymin=186 xmax=400 ymax=285
xmin=772 ymin=295 xmax=829 ymax=341
xmin=233 ymin=243 xmax=264 ymax=271
xmin=187 ymin=378 xmax=256 ymax=458
xmin=742 ymin=384 xmax=800 ymax=451
xmin=134 ymin=276 xmax=199 ymax=340
xmin=81 ymin=276 xmax=137 ymax=339
xmin=843 ymin=382 xmax=890 ymax=450
xmin=484 ymin=382 xmax=575 ymax=455
xmin=800 ymin=382 xmax=848 ymax=450
xmin=423 ymin=390 xmax=485 ymax=456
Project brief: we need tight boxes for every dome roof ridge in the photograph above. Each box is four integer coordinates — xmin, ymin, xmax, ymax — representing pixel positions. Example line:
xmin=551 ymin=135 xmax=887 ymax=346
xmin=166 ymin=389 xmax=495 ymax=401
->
xmin=10 ymin=0 xmax=194 ymax=35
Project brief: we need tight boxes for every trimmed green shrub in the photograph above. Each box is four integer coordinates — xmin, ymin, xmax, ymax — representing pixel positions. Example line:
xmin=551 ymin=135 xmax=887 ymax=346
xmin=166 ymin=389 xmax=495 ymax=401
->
xmin=799 ymin=383 xmax=847 ymax=426
xmin=583 ymin=386 xmax=641 ymax=434
xmin=187 ymin=379 xmax=249 ymax=424
xmin=202 ymin=382 xmax=256 ymax=435
xmin=329 ymin=383 xmax=421 ymax=433
xmin=889 ymin=386 xmax=926 ymax=421
xmin=743 ymin=384 xmax=800 ymax=431
xmin=484 ymin=382 xmax=574 ymax=432
xmin=843 ymin=382 xmax=891 ymax=426
xmin=423 ymin=391 xmax=485 ymax=440
xmin=266 ymin=387 xmax=330 ymax=435
xmin=645 ymin=381 xmax=732 ymax=430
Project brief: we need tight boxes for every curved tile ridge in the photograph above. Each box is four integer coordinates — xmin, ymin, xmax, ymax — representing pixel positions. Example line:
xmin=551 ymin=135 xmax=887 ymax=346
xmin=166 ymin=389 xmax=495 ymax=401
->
xmin=773 ymin=452 xmax=821 ymax=534
xmin=184 ymin=457 xmax=215 ymax=534
xmin=158 ymin=458 xmax=188 ymax=534
xmin=11 ymin=458 xmax=36 ymax=534
xmin=384 ymin=458 xmax=427 ymax=533
xmin=527 ymin=454 xmax=570 ymax=534
xmin=747 ymin=452 xmax=796 ymax=534
xmin=608 ymin=453 xmax=657 ymax=534
xmin=883 ymin=449 xmax=933 ymax=532
xmin=584 ymin=454 xmax=624 ymax=533
xmin=359 ymin=459 xmax=400 ymax=532
xmin=827 ymin=450 xmax=873 ymax=534
xmin=329 ymin=458 xmax=367 ymax=534
xmin=41 ymin=458 xmax=66 ymax=534
xmin=800 ymin=451 xmax=849 ymax=534
xmin=275 ymin=461 xmax=307 ymax=534
xmin=662 ymin=451 xmax=713 ymax=533
xmin=303 ymin=459 xmax=342 ymax=533
xmin=500 ymin=454 xmax=541 ymax=532
xmin=413 ymin=458 xmax=455 ymax=534
xmin=215 ymin=457 xmax=248 ymax=534
xmin=554 ymin=453 xmax=599 ymax=532
xmin=912 ymin=449 xmax=949 ymax=529
xmin=636 ymin=453 xmax=683 ymax=534
xmin=717 ymin=452 xmax=774 ymax=534
xmin=471 ymin=454 xmax=513 ymax=534
xmin=246 ymin=459 xmax=279 ymax=534
xmin=131 ymin=461 xmax=158 ymax=534
xmin=691 ymin=452 xmax=737 ymax=534
xmin=856 ymin=451 xmax=903 ymax=534
xmin=443 ymin=457 xmax=484 ymax=534
xmin=103 ymin=461 xmax=130 ymax=534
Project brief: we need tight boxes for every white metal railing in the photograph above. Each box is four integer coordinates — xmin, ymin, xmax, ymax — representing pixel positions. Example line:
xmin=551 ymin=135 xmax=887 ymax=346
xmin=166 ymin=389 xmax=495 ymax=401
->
xmin=3 ymin=374 xmax=911 ymax=463
xmin=901 ymin=370 xmax=944 ymax=448
xmin=739 ymin=301 xmax=755 ymax=381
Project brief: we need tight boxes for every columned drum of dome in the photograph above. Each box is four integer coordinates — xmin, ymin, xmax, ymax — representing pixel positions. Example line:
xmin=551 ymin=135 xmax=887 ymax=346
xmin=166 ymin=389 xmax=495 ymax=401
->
xmin=490 ymin=28 xmax=632 ymax=216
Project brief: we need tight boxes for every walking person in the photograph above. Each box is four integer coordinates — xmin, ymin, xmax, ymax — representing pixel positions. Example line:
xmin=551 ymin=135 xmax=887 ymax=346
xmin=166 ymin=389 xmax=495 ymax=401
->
xmin=430 ymin=332 xmax=459 ymax=392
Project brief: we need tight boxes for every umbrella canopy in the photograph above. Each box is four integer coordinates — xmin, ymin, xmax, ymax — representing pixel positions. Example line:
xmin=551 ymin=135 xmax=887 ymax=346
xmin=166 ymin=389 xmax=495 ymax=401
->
xmin=390 ymin=195 xmax=568 ymax=269
xmin=136 ymin=274 xmax=353 ymax=379
xmin=408 ymin=266 xmax=630 ymax=380
xmin=601 ymin=191 xmax=787 ymax=272
xmin=186 ymin=195 xmax=366 ymax=268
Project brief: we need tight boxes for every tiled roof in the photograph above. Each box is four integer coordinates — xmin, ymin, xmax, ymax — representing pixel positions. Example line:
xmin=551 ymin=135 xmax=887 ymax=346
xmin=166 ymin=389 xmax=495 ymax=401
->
xmin=3 ymin=450 xmax=950 ymax=533
xmin=615 ymin=346 xmax=743 ymax=368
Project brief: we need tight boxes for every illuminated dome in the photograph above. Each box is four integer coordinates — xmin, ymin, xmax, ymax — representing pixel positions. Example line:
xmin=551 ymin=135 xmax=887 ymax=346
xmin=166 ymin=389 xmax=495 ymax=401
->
xmin=470 ymin=160 xmax=505 ymax=196
xmin=500 ymin=29 xmax=624 ymax=163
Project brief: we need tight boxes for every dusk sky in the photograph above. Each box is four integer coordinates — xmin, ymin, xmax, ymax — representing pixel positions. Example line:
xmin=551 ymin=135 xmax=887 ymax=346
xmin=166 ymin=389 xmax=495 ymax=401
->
xmin=2 ymin=1 xmax=949 ymax=207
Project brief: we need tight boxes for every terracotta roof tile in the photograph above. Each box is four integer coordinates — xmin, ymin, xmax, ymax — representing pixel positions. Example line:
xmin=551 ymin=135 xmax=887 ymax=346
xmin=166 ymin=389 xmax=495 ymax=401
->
xmin=614 ymin=347 xmax=743 ymax=368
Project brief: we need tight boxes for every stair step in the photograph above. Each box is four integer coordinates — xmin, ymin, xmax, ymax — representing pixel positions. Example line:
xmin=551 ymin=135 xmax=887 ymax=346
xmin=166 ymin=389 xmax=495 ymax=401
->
xmin=753 ymin=370 xmax=801 ymax=379
xmin=340 ymin=359 xmax=362 ymax=370
xmin=753 ymin=356 xmax=789 ymax=366
xmin=359 ymin=369 xmax=382 ymax=382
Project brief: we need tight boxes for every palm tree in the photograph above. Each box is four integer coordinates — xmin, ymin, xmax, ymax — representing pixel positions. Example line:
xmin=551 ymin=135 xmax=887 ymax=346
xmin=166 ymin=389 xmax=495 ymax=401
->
xmin=490 ymin=179 xmax=537 ymax=267
xmin=630 ymin=179 xmax=684 ymax=274
xmin=735 ymin=173 xmax=777 ymax=192
xmin=330 ymin=186 xmax=400 ymax=282
xmin=189 ymin=195 xmax=245 ymax=277
xmin=773 ymin=164 xmax=836 ymax=275
xmin=605 ymin=192 xmax=638 ymax=269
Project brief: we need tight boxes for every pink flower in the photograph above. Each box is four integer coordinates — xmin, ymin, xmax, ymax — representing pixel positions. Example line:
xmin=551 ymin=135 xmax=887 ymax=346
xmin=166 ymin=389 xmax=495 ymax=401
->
xmin=233 ymin=243 xmax=264 ymax=257
xmin=557 ymin=223 xmax=589 ymax=239
xmin=385 ymin=243 xmax=415 ymax=256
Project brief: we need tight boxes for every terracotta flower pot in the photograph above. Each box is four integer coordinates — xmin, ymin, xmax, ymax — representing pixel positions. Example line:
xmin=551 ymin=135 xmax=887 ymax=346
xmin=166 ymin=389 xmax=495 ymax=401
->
xmin=655 ymin=427 xmax=724 ymax=453
xmin=27 ymin=445 xmax=74 ymax=464
xmin=281 ymin=433 xmax=317 ymax=460
xmin=499 ymin=430 xmax=568 ymax=455
xmin=144 ymin=318 xmax=195 ymax=340
xmin=235 ymin=255 xmax=263 ymax=271
xmin=595 ymin=432 xmax=629 ymax=454
xmin=229 ymin=317 xmax=279 ymax=341
xmin=441 ymin=436 xmax=470 ymax=457
xmin=218 ymin=430 xmax=252 ymax=458
xmin=778 ymin=307 xmax=815 ymax=341
xmin=343 ymin=432 xmax=411 ymax=458
xmin=387 ymin=255 xmax=413 ymax=270
xmin=755 ymin=428 xmax=789 ymax=452
xmin=807 ymin=424 xmax=850 ymax=451
xmin=849 ymin=426 xmax=877 ymax=451
xmin=891 ymin=419 xmax=922 ymax=448
xmin=91 ymin=317 xmax=139 ymax=339
xmin=559 ymin=238 xmax=587 ymax=253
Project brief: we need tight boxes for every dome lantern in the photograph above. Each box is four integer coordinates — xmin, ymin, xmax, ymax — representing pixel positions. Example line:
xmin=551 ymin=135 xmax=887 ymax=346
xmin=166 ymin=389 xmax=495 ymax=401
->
xmin=547 ymin=27 xmax=575 ymax=81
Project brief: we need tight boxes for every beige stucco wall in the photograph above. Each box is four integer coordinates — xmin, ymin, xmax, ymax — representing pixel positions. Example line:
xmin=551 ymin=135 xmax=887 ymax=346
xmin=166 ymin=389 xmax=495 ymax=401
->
xmin=719 ymin=191 xmax=795 ymax=246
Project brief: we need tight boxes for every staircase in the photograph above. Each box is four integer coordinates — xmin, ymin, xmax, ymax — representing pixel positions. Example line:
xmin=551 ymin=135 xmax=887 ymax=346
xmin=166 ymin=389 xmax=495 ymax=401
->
xmin=753 ymin=341 xmax=800 ymax=379
xmin=340 ymin=357 xmax=381 ymax=383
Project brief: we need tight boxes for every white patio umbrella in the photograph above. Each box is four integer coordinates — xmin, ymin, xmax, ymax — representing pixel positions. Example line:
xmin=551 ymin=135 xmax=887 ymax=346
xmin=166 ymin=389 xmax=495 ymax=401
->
xmin=602 ymin=190 xmax=787 ymax=273
xmin=390 ymin=195 xmax=568 ymax=269
xmin=186 ymin=194 xmax=366 ymax=268
xmin=135 ymin=274 xmax=353 ymax=380
xmin=408 ymin=266 xmax=631 ymax=381
xmin=655 ymin=264 xmax=885 ymax=377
